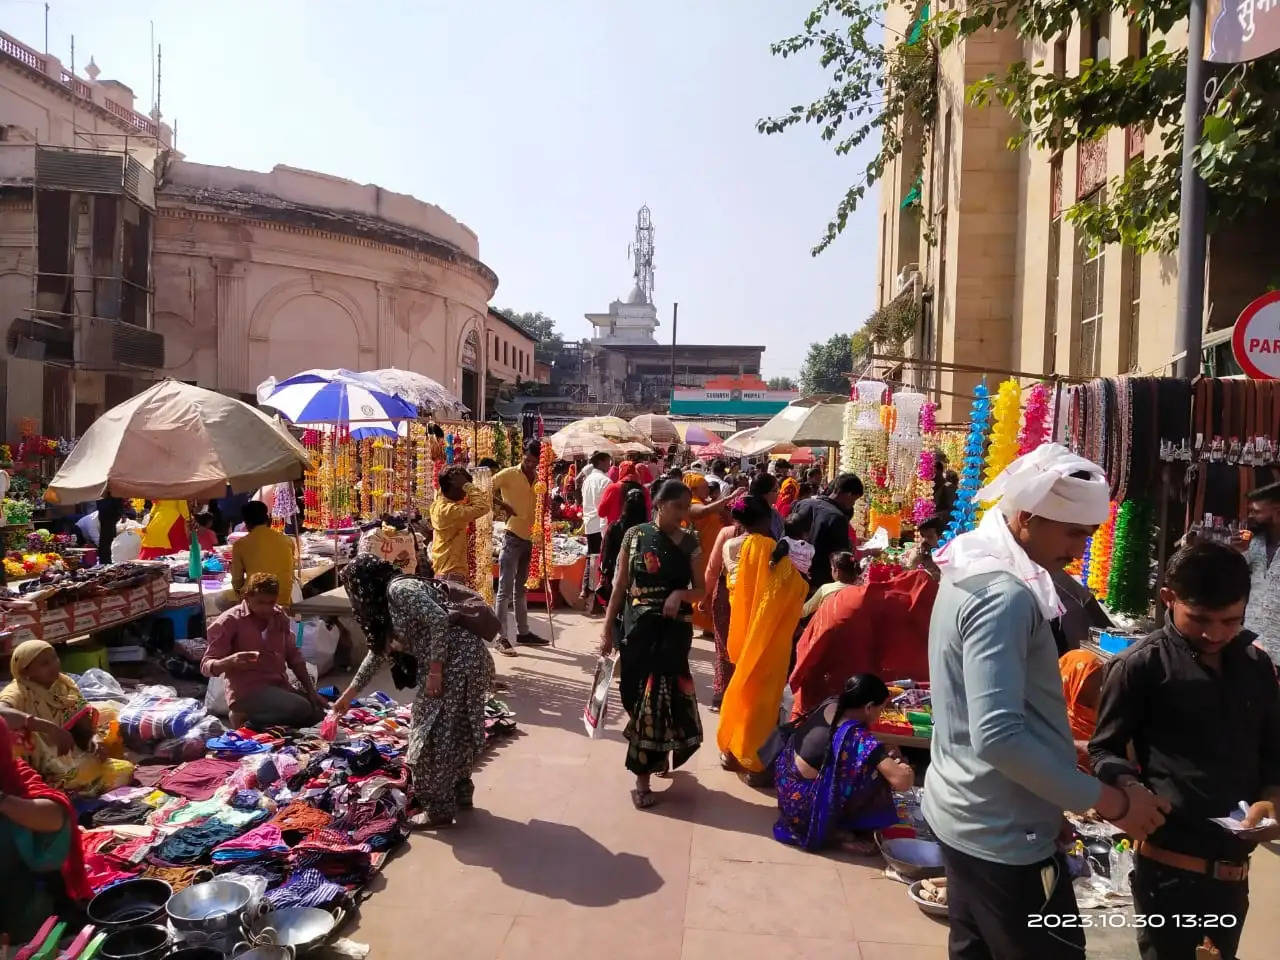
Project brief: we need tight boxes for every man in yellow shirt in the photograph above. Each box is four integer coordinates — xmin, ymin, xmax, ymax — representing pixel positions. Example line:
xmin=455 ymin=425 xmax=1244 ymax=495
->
xmin=231 ymin=501 xmax=296 ymax=607
xmin=429 ymin=466 xmax=490 ymax=582
xmin=492 ymin=440 xmax=546 ymax=645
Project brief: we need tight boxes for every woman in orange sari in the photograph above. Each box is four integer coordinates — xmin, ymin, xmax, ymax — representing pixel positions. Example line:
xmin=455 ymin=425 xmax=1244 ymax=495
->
xmin=717 ymin=495 xmax=809 ymax=780
xmin=684 ymin=473 xmax=739 ymax=635
xmin=775 ymin=477 xmax=800 ymax=519
xmin=1059 ymin=648 xmax=1103 ymax=771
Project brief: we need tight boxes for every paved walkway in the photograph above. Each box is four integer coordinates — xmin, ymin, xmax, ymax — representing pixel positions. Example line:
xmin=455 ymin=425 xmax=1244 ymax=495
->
xmin=348 ymin=610 xmax=1280 ymax=959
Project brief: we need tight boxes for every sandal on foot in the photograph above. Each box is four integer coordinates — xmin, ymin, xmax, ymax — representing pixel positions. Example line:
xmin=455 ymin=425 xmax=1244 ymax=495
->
xmin=630 ymin=788 xmax=657 ymax=809
xmin=495 ymin=637 xmax=519 ymax=657
xmin=719 ymin=752 xmax=742 ymax=771
xmin=455 ymin=779 xmax=475 ymax=809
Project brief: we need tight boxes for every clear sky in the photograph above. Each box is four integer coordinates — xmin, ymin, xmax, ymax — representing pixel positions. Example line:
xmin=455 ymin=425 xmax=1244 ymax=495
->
xmin=7 ymin=0 xmax=877 ymax=382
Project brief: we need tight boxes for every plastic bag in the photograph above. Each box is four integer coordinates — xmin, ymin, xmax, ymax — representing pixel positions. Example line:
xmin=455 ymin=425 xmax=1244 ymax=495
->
xmin=204 ymin=675 xmax=228 ymax=718
xmin=298 ymin=619 xmax=340 ymax=676
xmin=76 ymin=668 xmax=127 ymax=702
xmin=582 ymin=653 xmax=618 ymax=738
xmin=187 ymin=714 xmax=225 ymax=742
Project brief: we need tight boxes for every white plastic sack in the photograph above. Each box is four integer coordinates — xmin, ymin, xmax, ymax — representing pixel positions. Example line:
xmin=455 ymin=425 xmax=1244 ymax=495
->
xmin=76 ymin=668 xmax=127 ymax=702
xmin=111 ymin=527 xmax=142 ymax=563
xmin=204 ymin=675 xmax=228 ymax=718
xmin=297 ymin=619 xmax=340 ymax=676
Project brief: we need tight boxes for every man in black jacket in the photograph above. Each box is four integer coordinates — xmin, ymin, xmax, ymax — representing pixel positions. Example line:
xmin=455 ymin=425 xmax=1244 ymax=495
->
xmin=789 ymin=472 xmax=864 ymax=593
xmin=1090 ymin=541 xmax=1280 ymax=960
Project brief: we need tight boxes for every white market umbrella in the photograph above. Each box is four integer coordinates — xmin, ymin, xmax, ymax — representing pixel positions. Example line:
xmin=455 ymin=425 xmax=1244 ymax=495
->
xmin=563 ymin=416 xmax=645 ymax=443
xmin=45 ymin=379 xmax=311 ymax=504
xmin=364 ymin=367 xmax=469 ymax=419
xmin=549 ymin=429 xmax=623 ymax=460
xmin=629 ymin=413 xmax=680 ymax=445
xmin=752 ymin=395 xmax=848 ymax=447
xmin=722 ymin=427 xmax=787 ymax=458
xmin=257 ymin=368 xmax=418 ymax=439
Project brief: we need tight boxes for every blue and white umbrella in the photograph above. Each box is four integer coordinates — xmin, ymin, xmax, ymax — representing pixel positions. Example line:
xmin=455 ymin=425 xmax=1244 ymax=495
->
xmin=257 ymin=368 xmax=417 ymax=439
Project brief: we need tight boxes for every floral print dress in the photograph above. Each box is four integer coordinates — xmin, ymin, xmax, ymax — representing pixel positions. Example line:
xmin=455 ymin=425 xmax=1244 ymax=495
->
xmin=617 ymin=522 xmax=704 ymax=775
xmin=349 ymin=578 xmax=494 ymax=819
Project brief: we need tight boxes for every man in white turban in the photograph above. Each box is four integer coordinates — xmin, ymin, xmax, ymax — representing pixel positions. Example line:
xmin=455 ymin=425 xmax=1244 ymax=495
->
xmin=924 ymin=444 xmax=1169 ymax=958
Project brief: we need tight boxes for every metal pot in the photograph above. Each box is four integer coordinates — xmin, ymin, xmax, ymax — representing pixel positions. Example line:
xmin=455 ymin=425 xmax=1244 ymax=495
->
xmin=99 ymin=924 xmax=170 ymax=960
xmin=167 ymin=950 xmax=223 ymax=960
xmin=231 ymin=944 xmax=294 ymax=960
xmin=166 ymin=878 xmax=253 ymax=935
xmin=244 ymin=907 xmax=345 ymax=955
xmin=87 ymin=878 xmax=173 ymax=928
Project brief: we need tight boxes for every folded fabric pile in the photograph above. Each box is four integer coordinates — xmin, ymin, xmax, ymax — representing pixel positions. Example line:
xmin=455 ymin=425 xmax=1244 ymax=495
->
xmin=156 ymin=757 xmax=241 ymax=801
xmin=211 ymin=822 xmax=289 ymax=867
xmin=292 ymin=828 xmax=373 ymax=884
xmin=152 ymin=812 xmax=264 ymax=865
xmin=264 ymin=867 xmax=350 ymax=910
xmin=119 ymin=690 xmax=207 ymax=742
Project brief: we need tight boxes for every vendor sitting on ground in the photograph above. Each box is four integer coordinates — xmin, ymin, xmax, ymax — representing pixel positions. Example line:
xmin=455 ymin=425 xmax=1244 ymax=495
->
xmin=0 ymin=641 xmax=134 ymax=795
xmin=773 ymin=673 xmax=915 ymax=853
xmin=231 ymin=500 xmax=296 ymax=607
xmin=0 ymin=717 xmax=93 ymax=942
xmin=202 ymin=572 xmax=326 ymax=729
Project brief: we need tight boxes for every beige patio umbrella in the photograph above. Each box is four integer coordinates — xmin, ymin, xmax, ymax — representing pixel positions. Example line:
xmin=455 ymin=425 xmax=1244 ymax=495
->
xmin=44 ymin=379 xmax=311 ymax=504
xmin=564 ymin=415 xmax=645 ymax=443
xmin=629 ymin=413 xmax=680 ymax=445
xmin=548 ymin=428 xmax=623 ymax=460
xmin=618 ymin=439 xmax=655 ymax=456
xmin=752 ymin=395 xmax=849 ymax=447
xmin=722 ymin=427 xmax=791 ymax=458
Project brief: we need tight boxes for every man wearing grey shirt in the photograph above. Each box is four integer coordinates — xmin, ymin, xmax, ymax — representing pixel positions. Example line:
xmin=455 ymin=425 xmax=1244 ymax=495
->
xmin=925 ymin=445 xmax=1168 ymax=959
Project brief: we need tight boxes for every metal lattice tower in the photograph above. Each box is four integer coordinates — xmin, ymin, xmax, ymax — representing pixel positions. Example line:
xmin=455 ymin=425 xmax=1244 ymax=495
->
xmin=628 ymin=204 xmax=655 ymax=305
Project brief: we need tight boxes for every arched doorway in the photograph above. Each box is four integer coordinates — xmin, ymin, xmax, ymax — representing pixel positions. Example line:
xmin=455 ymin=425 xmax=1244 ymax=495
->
xmin=460 ymin=329 xmax=481 ymax=418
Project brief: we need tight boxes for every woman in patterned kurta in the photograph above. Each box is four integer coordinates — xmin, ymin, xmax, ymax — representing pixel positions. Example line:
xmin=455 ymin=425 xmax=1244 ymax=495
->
xmin=335 ymin=555 xmax=494 ymax=828
xmin=600 ymin=480 xmax=706 ymax=809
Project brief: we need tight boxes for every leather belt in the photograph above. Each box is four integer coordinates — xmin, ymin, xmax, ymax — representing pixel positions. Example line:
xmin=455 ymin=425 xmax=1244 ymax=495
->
xmin=1136 ymin=840 xmax=1249 ymax=882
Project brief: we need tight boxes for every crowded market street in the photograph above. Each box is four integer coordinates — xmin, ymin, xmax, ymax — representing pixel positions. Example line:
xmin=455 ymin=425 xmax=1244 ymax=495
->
xmin=347 ymin=611 xmax=1280 ymax=960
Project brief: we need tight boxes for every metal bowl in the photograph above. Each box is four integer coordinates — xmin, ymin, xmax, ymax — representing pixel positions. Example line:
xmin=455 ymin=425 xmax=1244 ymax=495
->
xmin=246 ymin=907 xmax=345 ymax=954
xmin=86 ymin=878 xmax=172 ymax=928
xmin=908 ymin=879 xmax=950 ymax=919
xmin=166 ymin=879 xmax=252 ymax=934
xmin=99 ymin=923 xmax=170 ymax=960
xmin=876 ymin=834 xmax=946 ymax=880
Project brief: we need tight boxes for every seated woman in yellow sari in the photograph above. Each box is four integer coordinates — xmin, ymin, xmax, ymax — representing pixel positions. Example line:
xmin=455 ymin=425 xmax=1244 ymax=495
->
xmin=0 ymin=641 xmax=133 ymax=795
xmin=717 ymin=495 xmax=809 ymax=781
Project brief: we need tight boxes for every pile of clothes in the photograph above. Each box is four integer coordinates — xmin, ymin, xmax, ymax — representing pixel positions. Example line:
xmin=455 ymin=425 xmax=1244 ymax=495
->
xmin=75 ymin=694 xmax=418 ymax=908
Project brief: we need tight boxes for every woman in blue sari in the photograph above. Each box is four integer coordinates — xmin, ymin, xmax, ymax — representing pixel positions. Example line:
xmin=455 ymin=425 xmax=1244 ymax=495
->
xmin=773 ymin=673 xmax=916 ymax=853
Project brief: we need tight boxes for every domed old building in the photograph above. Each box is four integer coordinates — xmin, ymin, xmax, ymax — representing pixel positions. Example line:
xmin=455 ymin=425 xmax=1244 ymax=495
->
xmin=153 ymin=161 xmax=511 ymax=417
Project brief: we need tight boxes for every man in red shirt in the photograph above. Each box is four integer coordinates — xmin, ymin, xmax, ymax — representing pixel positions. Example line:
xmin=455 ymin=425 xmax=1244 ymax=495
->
xmin=201 ymin=573 xmax=326 ymax=729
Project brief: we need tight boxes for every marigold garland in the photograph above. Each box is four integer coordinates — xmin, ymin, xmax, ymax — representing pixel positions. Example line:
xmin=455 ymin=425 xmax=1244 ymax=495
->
xmin=525 ymin=440 xmax=555 ymax=591
xmin=471 ymin=466 xmax=495 ymax=603
xmin=979 ymin=379 xmax=1022 ymax=518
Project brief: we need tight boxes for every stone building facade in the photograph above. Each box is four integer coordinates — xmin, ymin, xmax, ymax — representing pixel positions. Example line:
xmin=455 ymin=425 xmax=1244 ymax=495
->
xmin=874 ymin=7 xmax=1273 ymax=418
xmin=153 ymin=161 xmax=501 ymax=418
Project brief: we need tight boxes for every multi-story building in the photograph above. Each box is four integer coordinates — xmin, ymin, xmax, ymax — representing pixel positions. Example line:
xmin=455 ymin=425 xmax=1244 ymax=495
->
xmin=872 ymin=7 xmax=1273 ymax=418
xmin=0 ymin=29 xmax=170 ymax=438
xmin=153 ymin=160 xmax=500 ymax=418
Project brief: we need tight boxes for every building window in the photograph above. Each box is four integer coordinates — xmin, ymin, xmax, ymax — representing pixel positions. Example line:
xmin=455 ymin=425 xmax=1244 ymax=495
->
xmin=1123 ymin=247 xmax=1141 ymax=372
xmin=1085 ymin=16 xmax=1110 ymax=62
xmin=1073 ymin=190 xmax=1105 ymax=378
xmin=503 ymin=341 xmax=509 ymax=365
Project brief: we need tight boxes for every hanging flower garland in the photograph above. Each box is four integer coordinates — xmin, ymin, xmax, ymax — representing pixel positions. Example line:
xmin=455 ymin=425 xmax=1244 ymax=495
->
xmin=912 ymin=400 xmax=939 ymax=525
xmin=1017 ymin=382 xmax=1052 ymax=455
xmin=525 ymin=440 xmax=555 ymax=591
xmin=980 ymin=379 xmax=1022 ymax=518
xmin=941 ymin=382 xmax=991 ymax=543
xmin=839 ymin=381 xmax=888 ymax=537
xmin=1087 ymin=501 xmax=1118 ymax=602
xmin=1108 ymin=499 xmax=1156 ymax=616
xmin=492 ymin=422 xmax=508 ymax=467
xmin=471 ymin=466 xmax=495 ymax=603
xmin=1067 ymin=544 xmax=1087 ymax=585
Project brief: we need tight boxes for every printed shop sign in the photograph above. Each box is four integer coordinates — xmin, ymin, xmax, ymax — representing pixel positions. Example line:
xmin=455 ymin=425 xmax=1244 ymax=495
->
xmin=1206 ymin=0 xmax=1280 ymax=62
xmin=1232 ymin=291 xmax=1280 ymax=379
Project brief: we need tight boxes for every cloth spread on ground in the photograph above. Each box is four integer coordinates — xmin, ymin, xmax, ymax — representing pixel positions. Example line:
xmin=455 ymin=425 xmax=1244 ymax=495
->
xmin=790 ymin=569 xmax=938 ymax=719
xmin=156 ymin=758 xmax=241 ymax=800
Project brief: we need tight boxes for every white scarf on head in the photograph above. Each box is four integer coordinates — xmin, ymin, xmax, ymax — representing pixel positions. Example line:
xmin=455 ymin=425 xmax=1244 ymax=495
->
xmin=934 ymin=444 xmax=1110 ymax=619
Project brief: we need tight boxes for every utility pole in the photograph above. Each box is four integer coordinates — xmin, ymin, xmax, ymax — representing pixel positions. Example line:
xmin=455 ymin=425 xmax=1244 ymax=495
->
xmin=1173 ymin=0 xmax=1208 ymax=379
xmin=669 ymin=302 xmax=679 ymax=411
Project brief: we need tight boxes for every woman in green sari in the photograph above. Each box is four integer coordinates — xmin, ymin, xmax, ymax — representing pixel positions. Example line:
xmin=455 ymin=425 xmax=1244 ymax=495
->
xmin=600 ymin=480 xmax=706 ymax=808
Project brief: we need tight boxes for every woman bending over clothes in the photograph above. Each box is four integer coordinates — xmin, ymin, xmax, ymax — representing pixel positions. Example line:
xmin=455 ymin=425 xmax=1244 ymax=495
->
xmin=600 ymin=480 xmax=706 ymax=809
xmin=335 ymin=554 xmax=494 ymax=828
xmin=774 ymin=674 xmax=915 ymax=853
